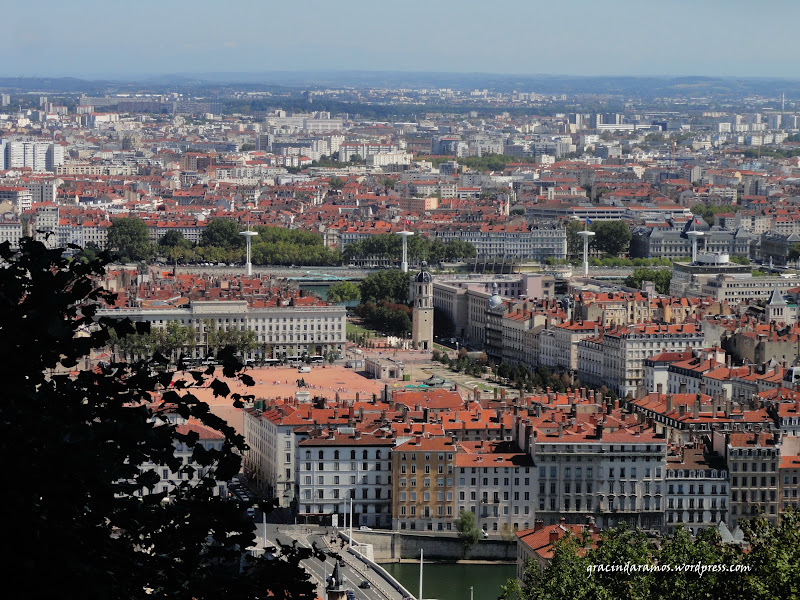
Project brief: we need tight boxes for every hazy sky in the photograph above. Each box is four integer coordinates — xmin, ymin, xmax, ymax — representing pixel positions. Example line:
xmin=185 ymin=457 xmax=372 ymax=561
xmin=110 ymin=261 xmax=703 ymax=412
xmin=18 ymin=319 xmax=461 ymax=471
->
xmin=3 ymin=0 xmax=799 ymax=80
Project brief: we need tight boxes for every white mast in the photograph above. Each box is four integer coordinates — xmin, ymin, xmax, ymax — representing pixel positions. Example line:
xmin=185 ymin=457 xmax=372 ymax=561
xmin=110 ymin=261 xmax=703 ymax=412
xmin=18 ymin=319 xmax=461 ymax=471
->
xmin=240 ymin=216 xmax=258 ymax=276
xmin=418 ymin=549 xmax=424 ymax=600
xmin=577 ymin=219 xmax=595 ymax=278
xmin=397 ymin=229 xmax=414 ymax=273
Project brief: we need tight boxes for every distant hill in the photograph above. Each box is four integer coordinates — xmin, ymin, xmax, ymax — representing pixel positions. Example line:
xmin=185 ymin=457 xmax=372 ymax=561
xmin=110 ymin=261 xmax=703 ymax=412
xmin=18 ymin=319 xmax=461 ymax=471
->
xmin=2 ymin=72 xmax=800 ymax=99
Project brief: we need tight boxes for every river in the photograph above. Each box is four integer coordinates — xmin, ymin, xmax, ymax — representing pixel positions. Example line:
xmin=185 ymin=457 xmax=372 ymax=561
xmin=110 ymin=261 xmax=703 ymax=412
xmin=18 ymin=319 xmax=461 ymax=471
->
xmin=380 ymin=562 xmax=516 ymax=600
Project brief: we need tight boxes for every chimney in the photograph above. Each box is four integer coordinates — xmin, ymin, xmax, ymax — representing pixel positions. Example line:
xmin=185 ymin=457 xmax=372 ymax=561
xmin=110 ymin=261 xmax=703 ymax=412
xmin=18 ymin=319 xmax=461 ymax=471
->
xmin=549 ymin=529 xmax=560 ymax=545
xmin=699 ymin=381 xmax=706 ymax=395
xmin=595 ymin=423 xmax=603 ymax=439
xmin=679 ymin=404 xmax=686 ymax=417
xmin=693 ymin=399 xmax=700 ymax=419
xmin=679 ymin=381 xmax=687 ymax=394
xmin=534 ymin=519 xmax=545 ymax=532
xmin=657 ymin=383 xmax=663 ymax=395
xmin=558 ymin=422 xmax=564 ymax=437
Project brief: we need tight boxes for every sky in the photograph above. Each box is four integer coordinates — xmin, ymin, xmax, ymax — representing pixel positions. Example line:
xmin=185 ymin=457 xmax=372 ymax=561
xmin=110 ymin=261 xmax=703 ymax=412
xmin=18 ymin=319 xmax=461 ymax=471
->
xmin=2 ymin=0 xmax=799 ymax=81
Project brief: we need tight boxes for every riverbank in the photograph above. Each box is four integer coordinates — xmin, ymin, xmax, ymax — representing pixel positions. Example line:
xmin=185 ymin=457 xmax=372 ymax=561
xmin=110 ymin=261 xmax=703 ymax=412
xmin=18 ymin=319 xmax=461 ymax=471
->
xmin=349 ymin=530 xmax=516 ymax=562
xmin=394 ymin=558 xmax=514 ymax=565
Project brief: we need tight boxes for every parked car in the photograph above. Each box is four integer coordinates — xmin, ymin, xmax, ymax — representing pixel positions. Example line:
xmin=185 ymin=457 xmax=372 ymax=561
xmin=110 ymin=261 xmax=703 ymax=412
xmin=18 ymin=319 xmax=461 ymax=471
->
xmin=359 ymin=581 xmax=371 ymax=589
xmin=359 ymin=526 xmax=372 ymax=531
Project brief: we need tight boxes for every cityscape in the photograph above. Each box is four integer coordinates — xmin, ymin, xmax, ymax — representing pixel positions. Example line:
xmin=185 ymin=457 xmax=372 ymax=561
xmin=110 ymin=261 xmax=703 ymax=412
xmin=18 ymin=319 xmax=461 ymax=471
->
xmin=5 ymin=3 xmax=800 ymax=599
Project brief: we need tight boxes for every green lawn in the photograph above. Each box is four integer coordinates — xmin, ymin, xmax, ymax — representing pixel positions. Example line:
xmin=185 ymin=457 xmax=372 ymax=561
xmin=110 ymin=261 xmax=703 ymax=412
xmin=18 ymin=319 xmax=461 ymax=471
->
xmin=346 ymin=321 xmax=382 ymax=338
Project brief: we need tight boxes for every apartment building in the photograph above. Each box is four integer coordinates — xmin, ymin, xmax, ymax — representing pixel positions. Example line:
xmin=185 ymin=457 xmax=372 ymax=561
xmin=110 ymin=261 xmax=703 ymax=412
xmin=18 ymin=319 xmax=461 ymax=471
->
xmin=528 ymin=425 xmax=666 ymax=530
xmin=0 ymin=212 xmax=23 ymax=248
xmin=577 ymin=323 xmax=705 ymax=398
xmin=538 ymin=320 xmax=601 ymax=373
xmin=716 ymin=432 xmax=780 ymax=528
xmin=664 ymin=445 xmax=729 ymax=536
xmin=392 ymin=436 xmax=457 ymax=531
xmin=133 ymin=419 xmax=228 ymax=499
xmin=242 ymin=405 xmax=308 ymax=507
xmin=297 ymin=431 xmax=394 ymax=528
xmin=0 ymin=186 xmax=33 ymax=213
xmin=454 ymin=441 xmax=536 ymax=534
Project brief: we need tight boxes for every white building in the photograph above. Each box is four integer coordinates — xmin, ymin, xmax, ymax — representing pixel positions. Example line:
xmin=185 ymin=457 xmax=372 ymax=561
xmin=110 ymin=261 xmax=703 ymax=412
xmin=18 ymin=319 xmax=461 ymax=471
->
xmin=132 ymin=419 xmax=229 ymax=499
xmin=519 ymin=422 xmax=666 ymax=531
xmin=577 ymin=323 xmax=705 ymax=398
xmin=665 ymin=446 xmax=729 ymax=536
xmin=454 ymin=442 xmax=536 ymax=534
xmin=97 ymin=299 xmax=347 ymax=361
xmin=297 ymin=431 xmax=395 ymax=528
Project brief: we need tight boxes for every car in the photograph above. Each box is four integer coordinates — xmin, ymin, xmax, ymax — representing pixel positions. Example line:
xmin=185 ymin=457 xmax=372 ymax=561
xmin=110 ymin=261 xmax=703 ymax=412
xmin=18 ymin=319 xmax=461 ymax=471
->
xmin=346 ymin=591 xmax=356 ymax=600
xmin=359 ymin=526 xmax=372 ymax=531
xmin=338 ymin=559 xmax=346 ymax=567
xmin=359 ymin=581 xmax=371 ymax=589
xmin=482 ymin=530 xmax=489 ymax=538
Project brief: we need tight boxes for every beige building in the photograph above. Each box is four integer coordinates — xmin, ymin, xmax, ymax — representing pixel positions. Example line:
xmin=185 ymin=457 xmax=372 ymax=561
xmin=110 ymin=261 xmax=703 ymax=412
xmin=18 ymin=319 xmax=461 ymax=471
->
xmin=538 ymin=320 xmax=601 ymax=372
xmin=392 ymin=436 xmax=457 ymax=531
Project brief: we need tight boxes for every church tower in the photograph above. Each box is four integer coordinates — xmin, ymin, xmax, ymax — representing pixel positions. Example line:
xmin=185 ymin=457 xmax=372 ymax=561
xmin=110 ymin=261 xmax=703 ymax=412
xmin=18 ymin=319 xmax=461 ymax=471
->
xmin=765 ymin=287 xmax=787 ymax=325
xmin=410 ymin=262 xmax=434 ymax=351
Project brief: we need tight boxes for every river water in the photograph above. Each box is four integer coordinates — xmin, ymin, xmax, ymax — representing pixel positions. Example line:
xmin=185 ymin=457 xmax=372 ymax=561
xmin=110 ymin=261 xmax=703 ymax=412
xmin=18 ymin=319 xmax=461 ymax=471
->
xmin=380 ymin=563 xmax=516 ymax=600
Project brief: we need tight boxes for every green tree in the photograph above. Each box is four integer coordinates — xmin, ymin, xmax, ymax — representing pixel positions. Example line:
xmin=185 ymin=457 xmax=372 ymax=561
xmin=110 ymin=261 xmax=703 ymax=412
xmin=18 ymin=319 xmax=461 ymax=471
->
xmin=454 ymin=509 xmax=482 ymax=552
xmin=565 ymin=220 xmax=586 ymax=259
xmin=239 ymin=143 xmax=256 ymax=151
xmin=0 ymin=238 xmax=317 ymax=600
xmin=593 ymin=220 xmax=632 ymax=256
xmin=625 ymin=267 xmax=672 ymax=294
xmin=329 ymin=176 xmax=346 ymax=190
xmin=200 ymin=219 xmax=244 ymax=248
xmin=107 ymin=217 xmax=152 ymax=261
xmin=359 ymin=270 xmax=410 ymax=304
xmin=740 ymin=509 xmax=800 ymax=599
xmin=789 ymin=243 xmax=800 ymax=262
xmin=327 ymin=280 xmax=361 ymax=303
xmin=159 ymin=230 xmax=192 ymax=249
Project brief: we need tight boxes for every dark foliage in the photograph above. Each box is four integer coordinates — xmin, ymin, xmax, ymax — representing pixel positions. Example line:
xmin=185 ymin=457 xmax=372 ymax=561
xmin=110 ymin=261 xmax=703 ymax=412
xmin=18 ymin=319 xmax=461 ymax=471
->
xmin=0 ymin=238 xmax=318 ymax=600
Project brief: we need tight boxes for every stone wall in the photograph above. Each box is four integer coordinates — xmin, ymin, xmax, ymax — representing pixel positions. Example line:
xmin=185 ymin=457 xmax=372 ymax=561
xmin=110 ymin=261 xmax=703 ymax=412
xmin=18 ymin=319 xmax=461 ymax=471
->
xmin=347 ymin=530 xmax=515 ymax=562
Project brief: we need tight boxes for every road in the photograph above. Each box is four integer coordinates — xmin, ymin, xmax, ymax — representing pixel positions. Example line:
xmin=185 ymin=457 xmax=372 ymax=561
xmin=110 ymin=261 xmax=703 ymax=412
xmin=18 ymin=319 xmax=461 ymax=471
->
xmin=255 ymin=524 xmax=408 ymax=600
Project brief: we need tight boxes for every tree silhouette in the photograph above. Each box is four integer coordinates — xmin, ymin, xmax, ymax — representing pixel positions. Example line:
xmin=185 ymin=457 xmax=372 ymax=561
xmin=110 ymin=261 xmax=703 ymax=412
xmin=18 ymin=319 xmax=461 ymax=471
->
xmin=0 ymin=238 xmax=316 ymax=600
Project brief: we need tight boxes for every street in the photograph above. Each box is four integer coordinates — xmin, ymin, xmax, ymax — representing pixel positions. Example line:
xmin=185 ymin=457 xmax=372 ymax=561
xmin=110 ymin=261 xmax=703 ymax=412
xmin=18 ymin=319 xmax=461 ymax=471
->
xmin=255 ymin=524 xmax=408 ymax=600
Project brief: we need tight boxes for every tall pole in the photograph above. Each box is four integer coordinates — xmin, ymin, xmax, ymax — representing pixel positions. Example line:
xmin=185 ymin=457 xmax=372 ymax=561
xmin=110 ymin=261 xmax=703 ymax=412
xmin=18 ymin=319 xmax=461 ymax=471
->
xmin=349 ymin=494 xmax=353 ymax=547
xmin=240 ymin=228 xmax=258 ymax=277
xmin=398 ymin=230 xmax=414 ymax=273
xmin=687 ymin=231 xmax=703 ymax=264
xmin=470 ymin=586 xmax=474 ymax=600
xmin=577 ymin=222 xmax=595 ymax=279
xmin=419 ymin=549 xmax=424 ymax=600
